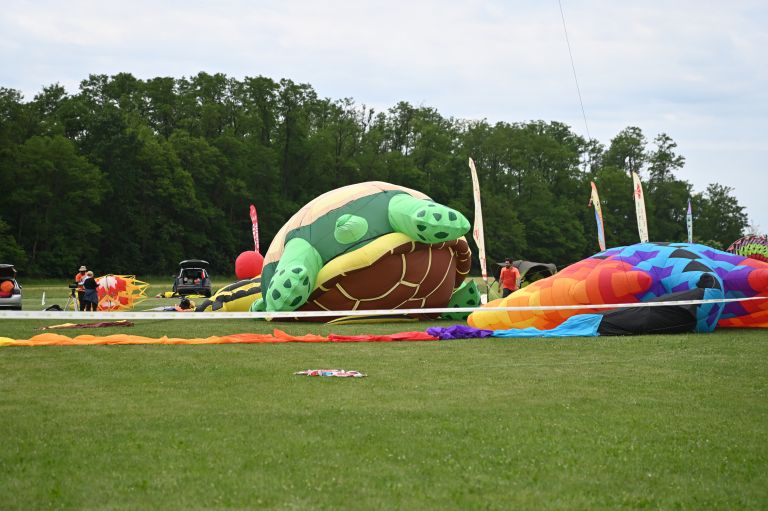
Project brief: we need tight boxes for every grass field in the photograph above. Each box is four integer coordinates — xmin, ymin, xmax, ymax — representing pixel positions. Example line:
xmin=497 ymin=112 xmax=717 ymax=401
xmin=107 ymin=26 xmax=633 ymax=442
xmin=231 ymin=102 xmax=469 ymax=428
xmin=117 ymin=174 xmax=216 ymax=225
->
xmin=1 ymin=282 xmax=767 ymax=509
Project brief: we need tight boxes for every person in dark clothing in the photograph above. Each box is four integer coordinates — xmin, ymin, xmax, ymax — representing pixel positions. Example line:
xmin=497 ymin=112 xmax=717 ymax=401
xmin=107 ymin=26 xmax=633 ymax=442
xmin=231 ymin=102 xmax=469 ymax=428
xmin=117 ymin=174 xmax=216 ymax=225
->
xmin=81 ymin=271 xmax=99 ymax=311
xmin=75 ymin=265 xmax=87 ymax=311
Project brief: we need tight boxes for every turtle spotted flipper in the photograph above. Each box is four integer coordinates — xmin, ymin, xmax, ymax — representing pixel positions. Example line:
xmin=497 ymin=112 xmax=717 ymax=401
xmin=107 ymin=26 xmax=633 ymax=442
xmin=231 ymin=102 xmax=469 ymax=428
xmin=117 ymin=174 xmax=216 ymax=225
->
xmin=249 ymin=297 xmax=266 ymax=312
xmin=441 ymin=280 xmax=481 ymax=321
xmin=388 ymin=194 xmax=470 ymax=243
xmin=265 ymin=238 xmax=323 ymax=311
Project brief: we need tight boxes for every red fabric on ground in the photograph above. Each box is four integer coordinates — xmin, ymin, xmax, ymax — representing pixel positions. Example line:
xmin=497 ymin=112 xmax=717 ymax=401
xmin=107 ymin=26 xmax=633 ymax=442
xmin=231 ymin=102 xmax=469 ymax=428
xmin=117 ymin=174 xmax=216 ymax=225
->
xmin=327 ymin=331 xmax=438 ymax=342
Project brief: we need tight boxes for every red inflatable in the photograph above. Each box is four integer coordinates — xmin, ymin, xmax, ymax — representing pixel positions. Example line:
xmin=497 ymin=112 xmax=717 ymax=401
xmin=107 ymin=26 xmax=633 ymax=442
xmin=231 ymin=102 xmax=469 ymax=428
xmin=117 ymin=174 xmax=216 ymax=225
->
xmin=235 ymin=251 xmax=264 ymax=279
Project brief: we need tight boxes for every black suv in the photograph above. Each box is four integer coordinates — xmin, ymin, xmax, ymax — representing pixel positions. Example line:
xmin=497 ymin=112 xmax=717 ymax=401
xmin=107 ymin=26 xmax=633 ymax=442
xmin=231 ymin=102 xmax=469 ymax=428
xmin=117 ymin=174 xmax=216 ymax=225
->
xmin=172 ymin=260 xmax=212 ymax=297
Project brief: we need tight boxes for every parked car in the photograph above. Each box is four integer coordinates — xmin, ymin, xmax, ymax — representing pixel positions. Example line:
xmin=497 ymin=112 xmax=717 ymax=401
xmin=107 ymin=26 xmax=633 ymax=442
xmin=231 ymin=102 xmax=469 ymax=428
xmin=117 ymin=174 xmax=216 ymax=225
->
xmin=0 ymin=264 xmax=22 ymax=310
xmin=172 ymin=260 xmax=212 ymax=297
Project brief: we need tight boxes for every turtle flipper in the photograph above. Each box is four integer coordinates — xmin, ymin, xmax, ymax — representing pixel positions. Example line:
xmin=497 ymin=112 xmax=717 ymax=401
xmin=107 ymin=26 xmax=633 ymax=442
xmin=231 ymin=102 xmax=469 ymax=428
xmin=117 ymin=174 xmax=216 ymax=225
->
xmin=441 ymin=280 xmax=481 ymax=321
xmin=249 ymin=298 xmax=266 ymax=312
xmin=264 ymin=238 xmax=323 ymax=311
xmin=388 ymin=194 xmax=470 ymax=243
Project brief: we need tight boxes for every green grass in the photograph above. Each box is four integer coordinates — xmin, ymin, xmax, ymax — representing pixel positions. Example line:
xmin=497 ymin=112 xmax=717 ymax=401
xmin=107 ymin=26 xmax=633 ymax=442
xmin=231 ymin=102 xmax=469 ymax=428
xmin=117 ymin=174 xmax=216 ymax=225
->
xmin=1 ymin=283 xmax=767 ymax=509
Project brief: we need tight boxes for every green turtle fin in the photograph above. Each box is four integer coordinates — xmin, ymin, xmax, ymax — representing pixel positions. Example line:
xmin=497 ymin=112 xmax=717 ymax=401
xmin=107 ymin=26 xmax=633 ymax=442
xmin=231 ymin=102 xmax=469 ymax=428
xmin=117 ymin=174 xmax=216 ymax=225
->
xmin=388 ymin=194 xmax=470 ymax=243
xmin=264 ymin=238 xmax=323 ymax=311
xmin=249 ymin=298 xmax=266 ymax=312
xmin=441 ymin=280 xmax=480 ymax=321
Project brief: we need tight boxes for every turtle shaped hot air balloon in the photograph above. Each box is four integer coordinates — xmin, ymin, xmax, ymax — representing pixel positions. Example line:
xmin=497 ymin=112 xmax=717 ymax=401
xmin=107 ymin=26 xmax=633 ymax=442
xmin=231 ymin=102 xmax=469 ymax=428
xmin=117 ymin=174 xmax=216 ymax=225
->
xmin=251 ymin=181 xmax=477 ymax=317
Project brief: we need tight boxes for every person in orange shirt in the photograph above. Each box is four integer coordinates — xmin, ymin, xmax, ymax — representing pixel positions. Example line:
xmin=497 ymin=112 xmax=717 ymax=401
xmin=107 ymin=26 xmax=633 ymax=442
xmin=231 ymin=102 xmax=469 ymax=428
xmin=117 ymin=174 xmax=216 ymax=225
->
xmin=498 ymin=258 xmax=521 ymax=297
xmin=74 ymin=265 xmax=88 ymax=311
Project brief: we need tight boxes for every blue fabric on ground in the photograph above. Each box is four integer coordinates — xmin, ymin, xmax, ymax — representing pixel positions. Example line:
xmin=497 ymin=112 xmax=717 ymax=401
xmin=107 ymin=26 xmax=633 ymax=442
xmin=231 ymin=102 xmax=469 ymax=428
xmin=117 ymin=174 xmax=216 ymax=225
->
xmin=492 ymin=314 xmax=603 ymax=338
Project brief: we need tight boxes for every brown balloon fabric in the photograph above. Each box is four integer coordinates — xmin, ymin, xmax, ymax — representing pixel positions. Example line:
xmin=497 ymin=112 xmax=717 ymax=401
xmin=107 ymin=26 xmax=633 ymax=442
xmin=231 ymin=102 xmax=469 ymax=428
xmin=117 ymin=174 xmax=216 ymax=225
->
xmin=298 ymin=238 xmax=471 ymax=321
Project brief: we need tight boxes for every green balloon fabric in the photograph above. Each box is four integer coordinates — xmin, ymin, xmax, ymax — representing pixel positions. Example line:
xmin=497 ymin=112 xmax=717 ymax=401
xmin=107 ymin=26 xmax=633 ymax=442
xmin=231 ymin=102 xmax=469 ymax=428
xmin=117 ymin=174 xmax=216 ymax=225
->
xmin=442 ymin=280 xmax=481 ymax=321
xmin=387 ymin=194 xmax=470 ymax=243
xmin=265 ymin=238 xmax=323 ymax=311
xmin=334 ymin=214 xmax=369 ymax=244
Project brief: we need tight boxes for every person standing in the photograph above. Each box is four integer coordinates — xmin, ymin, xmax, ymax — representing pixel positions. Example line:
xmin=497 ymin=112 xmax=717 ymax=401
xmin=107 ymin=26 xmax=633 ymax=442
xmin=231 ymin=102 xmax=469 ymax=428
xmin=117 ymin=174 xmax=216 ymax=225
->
xmin=499 ymin=259 xmax=521 ymax=298
xmin=74 ymin=265 xmax=88 ymax=311
xmin=81 ymin=271 xmax=99 ymax=311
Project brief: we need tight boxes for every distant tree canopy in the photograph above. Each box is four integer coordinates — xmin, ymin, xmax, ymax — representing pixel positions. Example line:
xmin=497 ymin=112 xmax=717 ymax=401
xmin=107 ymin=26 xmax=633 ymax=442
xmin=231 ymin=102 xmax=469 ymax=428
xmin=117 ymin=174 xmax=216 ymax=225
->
xmin=0 ymin=73 xmax=750 ymax=277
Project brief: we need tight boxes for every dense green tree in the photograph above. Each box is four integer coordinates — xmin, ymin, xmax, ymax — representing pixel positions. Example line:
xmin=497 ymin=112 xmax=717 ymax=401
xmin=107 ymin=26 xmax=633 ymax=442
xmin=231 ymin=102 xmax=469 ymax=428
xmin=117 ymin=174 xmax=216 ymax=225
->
xmin=0 ymin=217 xmax=25 ymax=266
xmin=645 ymin=133 xmax=690 ymax=241
xmin=603 ymin=126 xmax=647 ymax=175
xmin=144 ymin=76 xmax=179 ymax=138
xmin=6 ymin=135 xmax=104 ymax=275
xmin=692 ymin=184 xmax=748 ymax=249
xmin=0 ymin=74 xmax=751 ymax=277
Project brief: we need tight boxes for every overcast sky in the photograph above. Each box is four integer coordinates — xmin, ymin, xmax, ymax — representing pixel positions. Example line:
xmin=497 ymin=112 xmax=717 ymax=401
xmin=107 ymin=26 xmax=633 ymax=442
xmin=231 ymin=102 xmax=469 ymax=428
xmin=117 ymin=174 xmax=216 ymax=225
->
xmin=3 ymin=0 xmax=766 ymax=234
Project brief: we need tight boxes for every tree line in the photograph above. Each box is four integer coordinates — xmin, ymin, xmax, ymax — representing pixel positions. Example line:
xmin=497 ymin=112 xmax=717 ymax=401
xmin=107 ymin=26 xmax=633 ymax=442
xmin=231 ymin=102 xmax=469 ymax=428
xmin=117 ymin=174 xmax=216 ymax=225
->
xmin=0 ymin=72 xmax=749 ymax=278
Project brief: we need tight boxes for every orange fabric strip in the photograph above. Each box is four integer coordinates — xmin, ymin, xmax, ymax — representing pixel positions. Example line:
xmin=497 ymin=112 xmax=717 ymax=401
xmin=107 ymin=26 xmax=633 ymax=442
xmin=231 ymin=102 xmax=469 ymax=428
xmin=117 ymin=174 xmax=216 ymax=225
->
xmin=0 ymin=330 xmax=437 ymax=347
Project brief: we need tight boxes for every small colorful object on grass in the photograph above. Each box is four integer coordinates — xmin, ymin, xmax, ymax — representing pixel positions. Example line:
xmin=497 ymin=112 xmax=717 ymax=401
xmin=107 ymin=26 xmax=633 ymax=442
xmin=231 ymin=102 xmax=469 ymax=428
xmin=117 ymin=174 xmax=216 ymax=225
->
xmin=39 ymin=320 xmax=134 ymax=330
xmin=294 ymin=369 xmax=366 ymax=378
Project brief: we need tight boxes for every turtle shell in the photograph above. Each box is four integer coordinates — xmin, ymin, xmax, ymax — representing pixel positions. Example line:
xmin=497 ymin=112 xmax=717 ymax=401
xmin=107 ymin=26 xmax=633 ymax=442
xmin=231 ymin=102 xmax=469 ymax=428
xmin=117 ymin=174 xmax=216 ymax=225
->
xmin=263 ymin=181 xmax=430 ymax=270
xmin=295 ymin=235 xmax=471 ymax=321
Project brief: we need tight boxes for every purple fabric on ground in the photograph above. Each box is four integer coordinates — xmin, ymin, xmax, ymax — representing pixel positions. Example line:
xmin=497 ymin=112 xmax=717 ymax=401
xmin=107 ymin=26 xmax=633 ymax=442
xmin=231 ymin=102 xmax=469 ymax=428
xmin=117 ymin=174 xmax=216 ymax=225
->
xmin=426 ymin=325 xmax=494 ymax=339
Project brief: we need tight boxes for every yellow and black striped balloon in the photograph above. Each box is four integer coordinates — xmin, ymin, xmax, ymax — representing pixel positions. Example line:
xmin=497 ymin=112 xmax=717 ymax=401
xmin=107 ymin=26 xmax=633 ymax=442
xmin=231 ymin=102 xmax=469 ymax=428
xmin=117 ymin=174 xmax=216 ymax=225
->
xmin=195 ymin=277 xmax=262 ymax=312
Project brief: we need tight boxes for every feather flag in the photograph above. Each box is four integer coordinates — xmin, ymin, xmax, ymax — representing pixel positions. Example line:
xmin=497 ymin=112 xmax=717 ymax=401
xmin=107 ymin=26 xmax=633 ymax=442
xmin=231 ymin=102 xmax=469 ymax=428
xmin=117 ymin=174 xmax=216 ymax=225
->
xmin=686 ymin=198 xmax=693 ymax=243
xmin=468 ymin=158 xmax=489 ymax=303
xmin=631 ymin=171 xmax=649 ymax=243
xmin=588 ymin=181 xmax=605 ymax=251
xmin=588 ymin=181 xmax=606 ymax=251
xmin=249 ymin=204 xmax=260 ymax=253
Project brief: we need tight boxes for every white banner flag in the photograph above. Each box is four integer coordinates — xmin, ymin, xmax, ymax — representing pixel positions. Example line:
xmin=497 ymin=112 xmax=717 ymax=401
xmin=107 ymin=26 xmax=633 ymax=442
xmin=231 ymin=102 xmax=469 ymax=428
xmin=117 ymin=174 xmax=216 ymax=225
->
xmin=468 ymin=158 xmax=489 ymax=303
xmin=632 ymin=171 xmax=649 ymax=243
xmin=686 ymin=198 xmax=693 ymax=243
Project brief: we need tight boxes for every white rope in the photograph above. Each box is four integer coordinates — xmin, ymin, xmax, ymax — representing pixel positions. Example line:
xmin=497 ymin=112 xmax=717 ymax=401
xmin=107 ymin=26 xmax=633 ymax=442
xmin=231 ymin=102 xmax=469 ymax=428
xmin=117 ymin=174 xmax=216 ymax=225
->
xmin=0 ymin=296 xmax=764 ymax=321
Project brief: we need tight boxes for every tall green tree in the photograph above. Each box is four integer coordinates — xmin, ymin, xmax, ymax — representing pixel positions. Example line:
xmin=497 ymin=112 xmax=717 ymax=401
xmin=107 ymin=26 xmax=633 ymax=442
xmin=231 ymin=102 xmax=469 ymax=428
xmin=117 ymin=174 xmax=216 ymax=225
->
xmin=6 ymin=135 xmax=104 ymax=275
xmin=693 ymin=184 xmax=748 ymax=248
xmin=645 ymin=133 xmax=690 ymax=241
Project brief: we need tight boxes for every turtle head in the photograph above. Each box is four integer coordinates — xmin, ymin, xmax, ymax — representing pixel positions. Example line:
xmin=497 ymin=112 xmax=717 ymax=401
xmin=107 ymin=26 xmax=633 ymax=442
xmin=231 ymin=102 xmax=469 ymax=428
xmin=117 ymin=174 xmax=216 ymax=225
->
xmin=388 ymin=194 xmax=470 ymax=243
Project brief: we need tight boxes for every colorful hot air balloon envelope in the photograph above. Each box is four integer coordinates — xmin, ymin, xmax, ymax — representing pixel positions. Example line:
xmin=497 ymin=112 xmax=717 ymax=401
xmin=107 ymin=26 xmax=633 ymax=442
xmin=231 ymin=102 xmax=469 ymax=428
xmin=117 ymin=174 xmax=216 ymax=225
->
xmin=468 ymin=242 xmax=768 ymax=332
xmin=727 ymin=235 xmax=768 ymax=263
